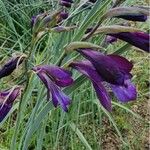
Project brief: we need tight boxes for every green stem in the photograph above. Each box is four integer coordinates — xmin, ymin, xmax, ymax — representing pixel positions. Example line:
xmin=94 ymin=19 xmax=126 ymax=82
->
xmin=10 ymin=37 xmax=36 ymax=150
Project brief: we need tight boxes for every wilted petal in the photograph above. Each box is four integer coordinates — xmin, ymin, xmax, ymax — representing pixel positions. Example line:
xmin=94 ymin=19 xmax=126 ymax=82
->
xmin=111 ymin=80 xmax=137 ymax=102
xmin=0 ymin=87 xmax=21 ymax=122
xmin=70 ymin=60 xmax=111 ymax=111
xmin=78 ymin=49 xmax=132 ymax=85
xmin=109 ymin=32 xmax=150 ymax=52
xmin=0 ymin=56 xmax=25 ymax=79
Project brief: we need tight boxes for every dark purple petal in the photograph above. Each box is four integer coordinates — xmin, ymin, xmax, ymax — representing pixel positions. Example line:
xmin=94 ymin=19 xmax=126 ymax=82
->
xmin=50 ymin=82 xmax=71 ymax=112
xmin=78 ymin=49 xmax=131 ymax=85
xmin=92 ymin=82 xmax=111 ymax=111
xmin=0 ymin=87 xmax=21 ymax=122
xmin=33 ymin=65 xmax=73 ymax=87
xmin=70 ymin=60 xmax=111 ymax=111
xmin=109 ymin=32 xmax=150 ymax=52
xmin=69 ymin=60 xmax=99 ymax=81
xmin=34 ymin=71 xmax=71 ymax=111
xmin=107 ymin=54 xmax=133 ymax=73
xmin=111 ymin=80 xmax=137 ymax=102
xmin=0 ymin=56 xmax=25 ymax=79
xmin=0 ymin=103 xmax=12 ymax=122
xmin=115 ymin=14 xmax=147 ymax=22
xmin=106 ymin=35 xmax=117 ymax=44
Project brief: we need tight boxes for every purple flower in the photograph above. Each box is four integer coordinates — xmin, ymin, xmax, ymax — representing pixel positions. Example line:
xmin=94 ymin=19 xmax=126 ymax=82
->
xmin=0 ymin=86 xmax=21 ymax=122
xmin=108 ymin=32 xmax=149 ymax=52
xmin=32 ymin=65 xmax=73 ymax=112
xmin=0 ymin=55 xmax=25 ymax=79
xmin=115 ymin=14 xmax=147 ymax=22
xmin=69 ymin=60 xmax=112 ymax=111
xmin=69 ymin=50 xmax=137 ymax=111
xmin=105 ymin=35 xmax=117 ymax=44
xmin=59 ymin=0 xmax=73 ymax=8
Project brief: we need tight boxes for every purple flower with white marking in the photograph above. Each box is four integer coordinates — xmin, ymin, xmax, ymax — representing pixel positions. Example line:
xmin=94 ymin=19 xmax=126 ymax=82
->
xmin=59 ymin=0 xmax=73 ymax=8
xmin=32 ymin=65 xmax=73 ymax=112
xmin=0 ymin=86 xmax=21 ymax=122
xmin=105 ymin=35 xmax=117 ymax=44
xmin=70 ymin=49 xmax=137 ymax=111
xmin=108 ymin=32 xmax=149 ymax=52
xmin=0 ymin=55 xmax=25 ymax=79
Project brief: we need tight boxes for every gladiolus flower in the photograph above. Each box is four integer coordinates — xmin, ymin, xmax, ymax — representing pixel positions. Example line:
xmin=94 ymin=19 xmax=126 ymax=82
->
xmin=0 ymin=55 xmax=25 ymax=79
xmin=0 ymin=86 xmax=21 ymax=122
xmin=70 ymin=49 xmax=137 ymax=111
xmin=108 ymin=32 xmax=149 ymax=52
xmin=32 ymin=65 xmax=73 ymax=112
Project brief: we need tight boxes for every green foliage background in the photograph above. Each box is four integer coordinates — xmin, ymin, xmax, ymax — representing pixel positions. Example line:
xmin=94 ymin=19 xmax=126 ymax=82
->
xmin=0 ymin=0 xmax=149 ymax=149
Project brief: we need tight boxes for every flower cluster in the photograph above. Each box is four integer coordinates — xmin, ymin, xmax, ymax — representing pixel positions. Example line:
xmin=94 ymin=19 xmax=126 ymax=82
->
xmin=0 ymin=55 xmax=25 ymax=122
xmin=32 ymin=65 xmax=73 ymax=112
xmin=0 ymin=4 xmax=149 ymax=123
xmin=69 ymin=49 xmax=137 ymax=111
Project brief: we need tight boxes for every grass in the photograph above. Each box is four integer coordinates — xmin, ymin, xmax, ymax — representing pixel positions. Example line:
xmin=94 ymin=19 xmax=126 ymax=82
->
xmin=0 ymin=0 xmax=149 ymax=150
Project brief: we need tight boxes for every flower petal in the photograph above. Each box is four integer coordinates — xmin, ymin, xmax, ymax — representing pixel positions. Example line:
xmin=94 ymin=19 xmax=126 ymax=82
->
xmin=78 ymin=49 xmax=130 ymax=85
xmin=33 ymin=65 xmax=73 ymax=87
xmin=0 ymin=103 xmax=12 ymax=122
xmin=70 ymin=60 xmax=111 ymax=111
xmin=35 ymin=72 xmax=71 ymax=111
xmin=107 ymin=54 xmax=133 ymax=73
xmin=92 ymin=82 xmax=112 ymax=111
xmin=111 ymin=80 xmax=137 ymax=102
xmin=0 ymin=56 xmax=25 ymax=79
xmin=109 ymin=32 xmax=149 ymax=52
xmin=50 ymin=83 xmax=71 ymax=112
xmin=0 ymin=87 xmax=21 ymax=122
